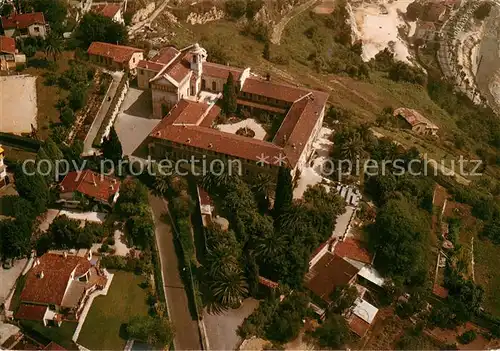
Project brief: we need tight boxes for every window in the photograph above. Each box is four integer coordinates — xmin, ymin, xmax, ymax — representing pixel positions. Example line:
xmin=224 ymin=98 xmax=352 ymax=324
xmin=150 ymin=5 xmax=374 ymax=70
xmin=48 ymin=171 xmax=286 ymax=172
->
xmin=212 ymin=81 xmax=216 ymax=91
xmin=201 ymin=79 xmax=206 ymax=90
xmin=33 ymin=26 xmax=40 ymax=32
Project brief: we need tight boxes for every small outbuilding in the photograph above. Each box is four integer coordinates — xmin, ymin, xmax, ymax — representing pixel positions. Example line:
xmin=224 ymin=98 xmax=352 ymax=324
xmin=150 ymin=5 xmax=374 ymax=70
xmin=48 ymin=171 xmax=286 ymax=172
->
xmin=393 ymin=107 xmax=439 ymax=136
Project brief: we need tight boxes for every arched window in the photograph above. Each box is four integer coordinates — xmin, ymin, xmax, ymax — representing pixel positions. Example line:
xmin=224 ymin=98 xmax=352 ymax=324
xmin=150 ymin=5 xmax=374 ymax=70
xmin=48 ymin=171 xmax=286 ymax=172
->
xmin=212 ymin=81 xmax=216 ymax=91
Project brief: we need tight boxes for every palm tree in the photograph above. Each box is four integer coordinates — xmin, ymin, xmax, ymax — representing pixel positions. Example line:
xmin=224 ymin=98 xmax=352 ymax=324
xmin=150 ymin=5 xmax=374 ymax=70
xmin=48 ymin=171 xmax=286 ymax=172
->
xmin=153 ymin=174 xmax=170 ymax=196
xmin=44 ymin=33 xmax=63 ymax=61
xmin=256 ymin=231 xmax=287 ymax=262
xmin=210 ymin=267 xmax=248 ymax=309
xmin=340 ymin=132 xmax=363 ymax=163
xmin=206 ymin=244 xmax=239 ymax=278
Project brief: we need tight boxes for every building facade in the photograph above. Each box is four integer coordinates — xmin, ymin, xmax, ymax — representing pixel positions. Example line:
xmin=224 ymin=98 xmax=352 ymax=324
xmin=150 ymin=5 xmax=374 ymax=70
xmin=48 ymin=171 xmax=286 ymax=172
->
xmin=1 ymin=12 xmax=47 ymax=39
xmin=131 ymin=43 xmax=329 ymax=179
xmin=87 ymin=42 xmax=144 ymax=72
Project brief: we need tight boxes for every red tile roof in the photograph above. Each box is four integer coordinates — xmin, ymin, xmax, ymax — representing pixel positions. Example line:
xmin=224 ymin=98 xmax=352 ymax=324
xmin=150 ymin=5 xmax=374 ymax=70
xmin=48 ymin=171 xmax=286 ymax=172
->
xmin=15 ymin=304 xmax=47 ymax=321
xmin=137 ymin=47 xmax=180 ymax=73
xmin=168 ymin=99 xmax=211 ymax=126
xmin=0 ymin=35 xmax=15 ymax=54
xmin=273 ymin=96 xmax=310 ymax=147
xmin=1 ymin=12 xmax=45 ymax=29
xmin=433 ymin=284 xmax=449 ymax=299
xmin=137 ymin=60 xmax=165 ymax=72
xmin=394 ymin=107 xmax=438 ymax=129
xmin=87 ymin=42 xmax=143 ymax=64
xmin=199 ymin=104 xmax=221 ymax=127
xmin=348 ymin=314 xmax=371 ymax=337
xmin=258 ymin=276 xmax=279 ymax=289
xmin=151 ymin=117 xmax=283 ymax=163
xmin=20 ymin=253 xmax=92 ymax=306
xmin=154 ymin=46 xmax=180 ymax=65
xmin=334 ymin=238 xmax=372 ymax=265
xmin=91 ymin=3 xmax=121 ymax=18
xmin=305 ymin=253 xmax=359 ymax=303
xmin=44 ymin=342 xmax=67 ymax=351
xmin=166 ymin=51 xmax=192 ymax=83
xmin=59 ymin=169 xmax=120 ymax=204
xmin=203 ymin=62 xmax=243 ymax=80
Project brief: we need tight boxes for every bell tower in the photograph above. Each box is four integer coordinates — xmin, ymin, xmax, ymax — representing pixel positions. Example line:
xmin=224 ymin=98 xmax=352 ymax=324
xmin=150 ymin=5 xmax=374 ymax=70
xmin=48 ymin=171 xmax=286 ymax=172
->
xmin=190 ymin=43 xmax=207 ymax=96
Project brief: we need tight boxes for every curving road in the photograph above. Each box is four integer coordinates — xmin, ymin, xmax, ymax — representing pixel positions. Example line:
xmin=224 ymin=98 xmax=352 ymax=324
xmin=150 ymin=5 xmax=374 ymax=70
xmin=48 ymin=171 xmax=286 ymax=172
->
xmin=270 ymin=0 xmax=319 ymax=45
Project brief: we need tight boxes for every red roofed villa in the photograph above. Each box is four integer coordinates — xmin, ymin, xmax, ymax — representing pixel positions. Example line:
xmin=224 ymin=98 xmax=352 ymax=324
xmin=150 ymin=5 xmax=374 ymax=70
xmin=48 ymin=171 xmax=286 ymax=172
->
xmin=58 ymin=169 xmax=121 ymax=208
xmin=87 ymin=42 xmax=144 ymax=72
xmin=129 ymin=42 xmax=329 ymax=181
xmin=15 ymin=251 xmax=108 ymax=326
xmin=0 ymin=35 xmax=25 ymax=70
xmin=1 ymin=12 xmax=47 ymax=39
xmin=90 ymin=3 xmax=124 ymax=24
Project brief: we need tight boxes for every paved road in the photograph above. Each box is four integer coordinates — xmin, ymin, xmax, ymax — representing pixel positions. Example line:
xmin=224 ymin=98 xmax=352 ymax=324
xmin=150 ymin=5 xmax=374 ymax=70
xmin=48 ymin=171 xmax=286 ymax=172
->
xmin=82 ymin=71 xmax=123 ymax=155
xmin=128 ymin=0 xmax=170 ymax=34
xmin=148 ymin=193 xmax=203 ymax=351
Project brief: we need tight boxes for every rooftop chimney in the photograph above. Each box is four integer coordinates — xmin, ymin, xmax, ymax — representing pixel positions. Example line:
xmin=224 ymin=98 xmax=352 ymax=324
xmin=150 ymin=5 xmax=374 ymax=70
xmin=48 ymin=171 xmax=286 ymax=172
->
xmin=266 ymin=73 xmax=271 ymax=81
xmin=38 ymin=271 xmax=44 ymax=279
xmin=64 ymin=251 xmax=67 ymax=259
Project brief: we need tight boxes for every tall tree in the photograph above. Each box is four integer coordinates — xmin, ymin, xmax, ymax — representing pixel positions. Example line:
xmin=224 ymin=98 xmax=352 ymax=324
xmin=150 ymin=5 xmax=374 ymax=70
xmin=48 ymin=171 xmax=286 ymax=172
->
xmin=14 ymin=162 xmax=49 ymax=214
xmin=273 ymin=167 xmax=293 ymax=217
xmin=262 ymin=41 xmax=270 ymax=60
xmin=102 ymin=126 xmax=123 ymax=165
xmin=32 ymin=0 xmax=67 ymax=33
xmin=127 ymin=316 xmax=174 ymax=349
xmin=310 ymin=314 xmax=351 ymax=349
xmin=222 ymin=72 xmax=238 ymax=115
xmin=75 ymin=13 xmax=127 ymax=48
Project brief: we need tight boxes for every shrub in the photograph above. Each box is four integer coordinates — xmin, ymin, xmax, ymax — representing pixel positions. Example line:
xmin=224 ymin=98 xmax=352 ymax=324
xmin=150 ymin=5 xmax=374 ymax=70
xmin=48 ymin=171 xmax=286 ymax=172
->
xmin=107 ymin=237 xmax=116 ymax=245
xmin=100 ymin=255 xmax=127 ymax=270
xmin=99 ymin=243 xmax=110 ymax=253
xmin=60 ymin=107 xmax=75 ymax=126
xmin=457 ymin=330 xmax=477 ymax=344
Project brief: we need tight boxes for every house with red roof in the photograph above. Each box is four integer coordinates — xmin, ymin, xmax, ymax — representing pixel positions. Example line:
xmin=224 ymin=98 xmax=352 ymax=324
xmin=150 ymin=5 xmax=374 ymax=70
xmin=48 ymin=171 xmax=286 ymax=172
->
xmin=1 ymin=12 xmax=47 ymax=39
xmin=90 ymin=3 xmax=124 ymax=24
xmin=15 ymin=251 xmax=108 ymax=326
xmin=394 ymin=107 xmax=439 ymax=136
xmin=0 ymin=35 xmax=25 ymax=70
xmin=87 ymin=42 xmax=144 ymax=72
xmin=58 ymin=169 xmax=121 ymax=208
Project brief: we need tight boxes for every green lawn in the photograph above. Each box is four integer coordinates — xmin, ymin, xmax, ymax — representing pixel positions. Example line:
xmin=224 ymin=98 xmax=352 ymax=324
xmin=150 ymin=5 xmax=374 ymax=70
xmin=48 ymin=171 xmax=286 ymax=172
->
xmin=77 ymin=271 xmax=149 ymax=350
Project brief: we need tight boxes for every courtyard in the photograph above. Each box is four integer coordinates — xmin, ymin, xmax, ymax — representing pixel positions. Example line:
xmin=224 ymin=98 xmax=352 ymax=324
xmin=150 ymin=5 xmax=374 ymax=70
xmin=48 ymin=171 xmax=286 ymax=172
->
xmin=114 ymin=87 xmax=160 ymax=156
xmin=77 ymin=271 xmax=149 ymax=350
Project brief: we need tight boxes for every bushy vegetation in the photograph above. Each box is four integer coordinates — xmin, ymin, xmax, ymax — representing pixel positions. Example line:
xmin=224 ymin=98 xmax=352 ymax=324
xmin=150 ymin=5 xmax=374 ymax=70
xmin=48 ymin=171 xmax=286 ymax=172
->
xmin=117 ymin=179 xmax=154 ymax=249
xmin=73 ymin=13 xmax=127 ymax=49
xmin=238 ymin=293 xmax=311 ymax=344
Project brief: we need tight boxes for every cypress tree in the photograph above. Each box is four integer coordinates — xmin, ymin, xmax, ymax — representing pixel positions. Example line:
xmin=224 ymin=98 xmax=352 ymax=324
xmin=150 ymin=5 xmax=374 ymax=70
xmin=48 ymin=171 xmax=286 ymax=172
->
xmin=273 ymin=166 xmax=293 ymax=217
xmin=102 ymin=126 xmax=123 ymax=165
xmin=223 ymin=72 xmax=238 ymax=115
xmin=263 ymin=41 xmax=270 ymax=60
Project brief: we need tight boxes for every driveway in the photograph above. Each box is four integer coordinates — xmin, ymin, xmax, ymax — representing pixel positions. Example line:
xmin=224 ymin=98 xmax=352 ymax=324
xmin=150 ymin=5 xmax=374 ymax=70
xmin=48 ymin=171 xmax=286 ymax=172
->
xmin=83 ymin=71 xmax=124 ymax=155
xmin=114 ymin=88 xmax=160 ymax=156
xmin=148 ymin=193 xmax=202 ymax=350
xmin=203 ymin=298 xmax=259 ymax=350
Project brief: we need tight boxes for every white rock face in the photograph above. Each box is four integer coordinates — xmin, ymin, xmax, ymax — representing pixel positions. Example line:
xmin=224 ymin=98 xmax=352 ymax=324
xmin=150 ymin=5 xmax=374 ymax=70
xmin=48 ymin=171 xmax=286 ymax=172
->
xmin=186 ymin=6 xmax=224 ymax=25
xmin=132 ymin=2 xmax=155 ymax=24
